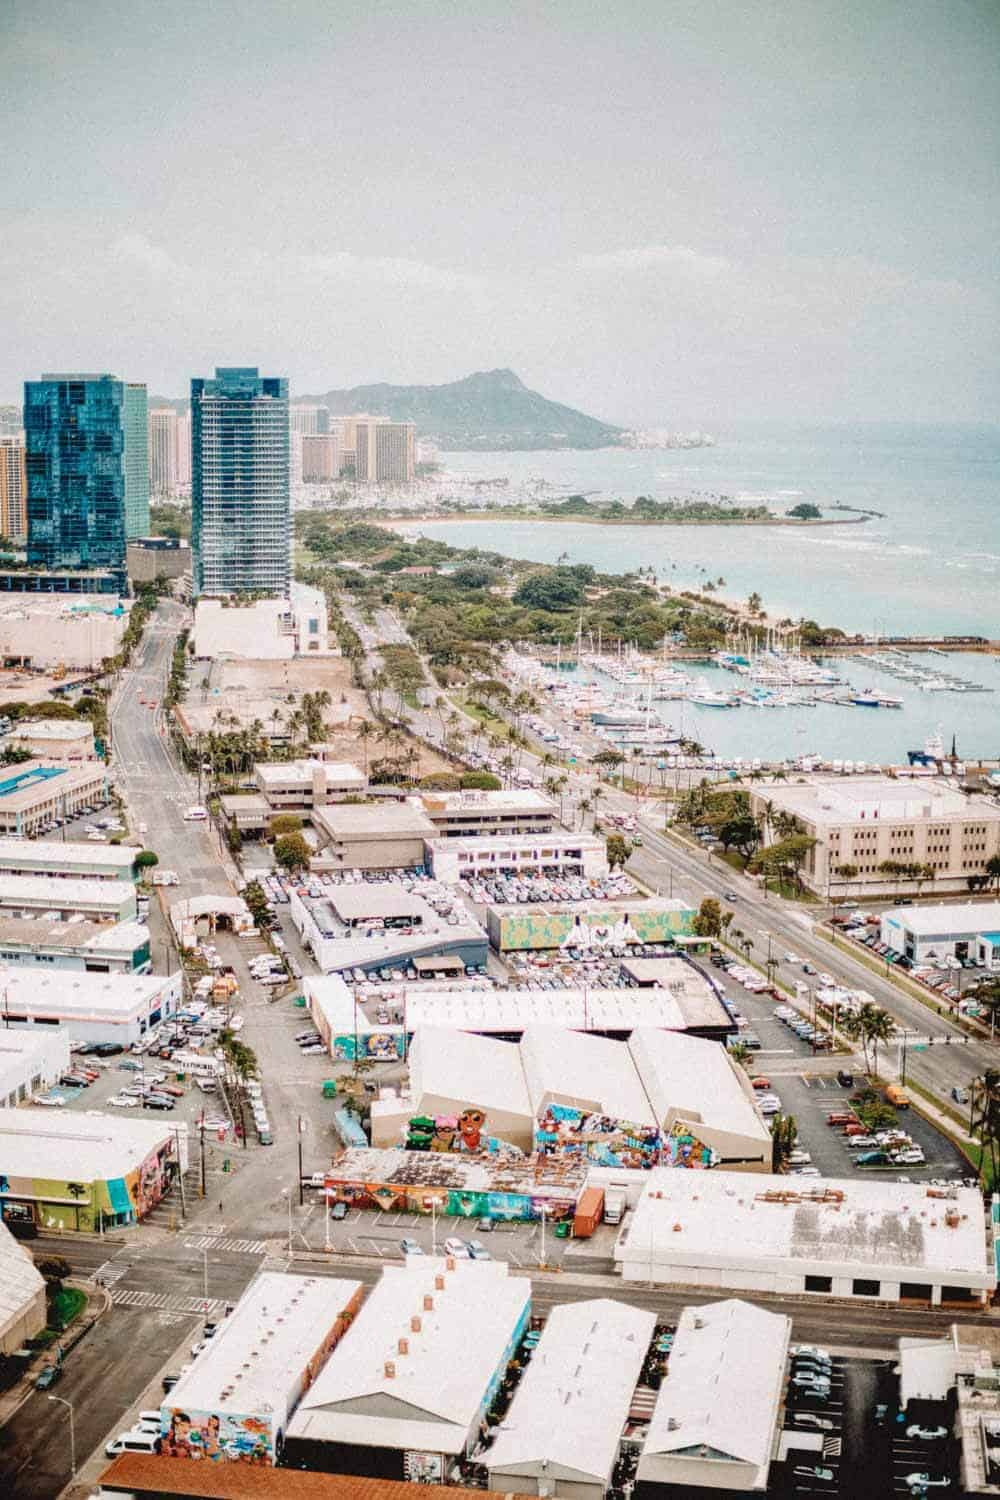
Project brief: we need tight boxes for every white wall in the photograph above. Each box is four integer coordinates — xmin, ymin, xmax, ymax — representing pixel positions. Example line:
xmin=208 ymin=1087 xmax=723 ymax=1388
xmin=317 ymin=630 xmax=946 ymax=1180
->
xmin=0 ymin=1031 xmax=71 ymax=1106
xmin=193 ymin=599 xmax=294 ymax=660
xmin=0 ymin=609 xmax=127 ymax=670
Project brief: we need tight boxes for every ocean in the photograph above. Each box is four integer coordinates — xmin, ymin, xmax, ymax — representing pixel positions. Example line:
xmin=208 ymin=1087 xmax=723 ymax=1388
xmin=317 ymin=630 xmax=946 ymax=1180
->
xmin=400 ymin=422 xmax=1000 ymax=761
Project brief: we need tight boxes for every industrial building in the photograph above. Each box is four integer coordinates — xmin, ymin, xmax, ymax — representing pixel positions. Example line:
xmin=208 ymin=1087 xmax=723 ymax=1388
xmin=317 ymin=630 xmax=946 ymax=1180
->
xmin=401 ymin=984 xmax=728 ymax=1039
xmin=286 ymin=1258 xmax=530 ymax=1477
xmin=0 ymin=873 xmax=137 ymax=923
xmin=323 ymin=1146 xmax=587 ymax=1224
xmin=0 ymin=1109 xmax=188 ymax=1232
xmin=426 ymin=830 xmax=609 ymax=885
xmin=615 ymin=1170 xmax=995 ymax=1306
xmin=416 ymin=789 xmax=556 ymax=839
xmin=486 ymin=898 xmax=695 ymax=954
xmin=749 ymin=776 xmax=1000 ymax=897
xmin=486 ymin=1299 xmax=656 ymax=1499
xmin=313 ymin=801 xmax=436 ymax=872
xmin=0 ymin=760 xmax=110 ymax=836
xmin=0 ymin=968 xmax=182 ymax=1044
xmin=0 ymin=837 xmax=137 ymax=883
xmin=0 ymin=915 xmax=150 ymax=974
xmin=0 ymin=1029 xmax=71 ymax=1109
xmin=291 ymin=886 xmax=487 ymax=978
xmin=0 ymin=1218 xmax=47 ymax=1354
xmin=880 ymin=901 xmax=1000 ymax=969
xmin=95 ymin=1459 xmax=516 ymax=1500
xmin=158 ymin=1272 xmax=364 ymax=1466
xmin=370 ymin=1025 xmax=771 ymax=1171
xmin=8 ymin=718 xmax=96 ymax=760
xmin=0 ymin=596 xmax=128 ymax=671
xmin=635 ymin=1300 xmax=791 ymax=1496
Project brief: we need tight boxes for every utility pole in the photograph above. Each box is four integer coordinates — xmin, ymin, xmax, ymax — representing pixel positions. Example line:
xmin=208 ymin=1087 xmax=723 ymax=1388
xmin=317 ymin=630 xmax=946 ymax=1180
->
xmin=172 ymin=1126 xmax=187 ymax=1220
xmin=297 ymin=1115 xmax=305 ymax=1207
xmin=199 ymin=1114 xmax=206 ymax=1198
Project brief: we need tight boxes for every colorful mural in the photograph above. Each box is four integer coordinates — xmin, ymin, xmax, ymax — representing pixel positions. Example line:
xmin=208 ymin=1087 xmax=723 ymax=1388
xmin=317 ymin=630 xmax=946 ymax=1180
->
xmin=660 ymin=1120 xmax=718 ymax=1169
xmin=158 ymin=1409 xmax=275 ymax=1465
xmin=331 ymin=1030 xmax=404 ymax=1061
xmin=489 ymin=903 xmax=694 ymax=952
xmin=0 ymin=1144 xmax=173 ymax=1231
xmin=534 ymin=1102 xmax=660 ymax=1169
xmin=323 ymin=1176 xmax=577 ymax=1225
xmin=404 ymin=1110 xmax=521 ymax=1156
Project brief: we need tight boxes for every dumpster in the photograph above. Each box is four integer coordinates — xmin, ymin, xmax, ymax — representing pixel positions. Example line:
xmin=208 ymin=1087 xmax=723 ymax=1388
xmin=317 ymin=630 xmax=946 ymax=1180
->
xmin=294 ymin=995 xmax=306 ymax=1008
xmin=322 ymin=1080 xmax=337 ymax=1099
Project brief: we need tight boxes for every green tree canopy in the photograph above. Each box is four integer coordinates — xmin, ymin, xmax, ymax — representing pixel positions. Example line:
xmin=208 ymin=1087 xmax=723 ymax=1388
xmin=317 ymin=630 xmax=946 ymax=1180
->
xmin=274 ymin=832 xmax=310 ymax=873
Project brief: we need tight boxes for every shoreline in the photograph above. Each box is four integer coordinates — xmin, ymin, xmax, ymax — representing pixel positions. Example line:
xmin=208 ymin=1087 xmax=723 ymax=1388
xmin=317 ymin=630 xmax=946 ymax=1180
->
xmin=379 ymin=509 xmax=871 ymax=530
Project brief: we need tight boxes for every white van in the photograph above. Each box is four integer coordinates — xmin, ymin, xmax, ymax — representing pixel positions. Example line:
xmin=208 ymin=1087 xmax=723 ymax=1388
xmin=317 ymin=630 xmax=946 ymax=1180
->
xmin=105 ymin=1429 xmax=159 ymax=1457
xmin=183 ymin=806 xmax=208 ymax=821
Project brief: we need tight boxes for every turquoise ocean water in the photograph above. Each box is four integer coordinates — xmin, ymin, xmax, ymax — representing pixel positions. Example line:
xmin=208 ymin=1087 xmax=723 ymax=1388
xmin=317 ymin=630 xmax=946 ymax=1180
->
xmin=403 ymin=423 xmax=1000 ymax=761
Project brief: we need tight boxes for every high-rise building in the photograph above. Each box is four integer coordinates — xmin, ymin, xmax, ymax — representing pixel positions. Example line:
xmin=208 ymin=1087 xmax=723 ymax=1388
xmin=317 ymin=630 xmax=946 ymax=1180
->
xmin=123 ymin=383 xmax=149 ymax=538
xmin=191 ymin=367 xmax=290 ymax=598
xmin=175 ymin=411 xmax=192 ymax=488
xmin=0 ymin=435 xmax=27 ymax=540
xmin=22 ymin=373 xmax=143 ymax=578
xmin=301 ymin=433 xmax=342 ymax=482
xmin=354 ymin=416 xmax=416 ymax=483
xmin=0 ymin=406 xmax=22 ymax=437
xmin=289 ymin=404 xmax=329 ymax=435
xmin=148 ymin=408 xmax=178 ymax=495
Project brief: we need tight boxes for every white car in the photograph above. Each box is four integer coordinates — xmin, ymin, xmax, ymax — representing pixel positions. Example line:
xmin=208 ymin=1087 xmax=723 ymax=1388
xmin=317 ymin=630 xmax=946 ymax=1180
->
xmin=184 ymin=806 xmax=208 ymax=821
xmin=784 ymin=951 xmax=799 ymax=963
xmin=32 ymin=1094 xmax=66 ymax=1107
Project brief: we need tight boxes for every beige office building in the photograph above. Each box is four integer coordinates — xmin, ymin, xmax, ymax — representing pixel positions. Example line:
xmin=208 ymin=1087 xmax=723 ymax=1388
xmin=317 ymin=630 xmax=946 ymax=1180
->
xmin=749 ymin=777 xmax=1000 ymax=896
xmin=148 ymin=408 xmax=178 ymax=494
xmin=0 ymin=435 xmax=27 ymax=540
xmin=301 ymin=433 xmax=342 ymax=482
xmin=354 ymin=417 xmax=415 ymax=483
xmin=175 ymin=411 xmax=191 ymax=486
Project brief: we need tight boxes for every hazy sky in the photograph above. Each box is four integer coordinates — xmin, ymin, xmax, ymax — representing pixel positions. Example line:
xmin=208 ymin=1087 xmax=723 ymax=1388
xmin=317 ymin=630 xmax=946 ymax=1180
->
xmin=2 ymin=0 xmax=998 ymax=424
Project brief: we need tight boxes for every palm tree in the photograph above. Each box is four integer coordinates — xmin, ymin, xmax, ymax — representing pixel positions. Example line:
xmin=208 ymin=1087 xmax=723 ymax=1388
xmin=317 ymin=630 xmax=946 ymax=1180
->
xmin=728 ymin=1041 xmax=752 ymax=1072
xmin=971 ymin=1068 xmax=1000 ymax=1187
xmin=770 ymin=1113 xmax=799 ymax=1172
xmin=986 ymin=855 xmax=1000 ymax=894
xmin=859 ymin=1003 xmax=895 ymax=1078
xmin=357 ymin=719 xmax=374 ymax=776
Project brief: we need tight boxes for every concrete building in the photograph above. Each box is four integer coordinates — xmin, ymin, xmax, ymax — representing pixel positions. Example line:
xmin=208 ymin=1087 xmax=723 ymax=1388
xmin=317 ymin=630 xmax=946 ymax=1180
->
xmin=0 ymin=916 xmax=150 ymax=974
xmin=192 ymin=367 xmax=290 ymax=599
xmin=880 ymin=901 xmax=1000 ymax=970
xmin=628 ymin=1028 xmax=772 ymax=1170
xmin=255 ymin=758 xmax=365 ymax=811
xmin=322 ymin=1147 xmax=586 ymax=1225
xmin=616 ymin=1170 xmax=995 ymax=1306
xmin=0 ymin=760 xmax=110 ymax=835
xmin=0 ymin=1029 xmax=71 ymax=1108
xmin=290 ymin=405 xmax=330 ymax=435
xmin=620 ymin=956 xmax=737 ymax=1037
xmin=0 ymin=1219 xmax=47 ymax=1354
xmin=312 ymin=801 xmax=436 ymax=871
xmin=192 ymin=581 xmax=330 ymax=660
xmin=0 ymin=968 xmax=182 ymax=1045
xmin=148 ymin=408 xmax=179 ymax=495
xmin=286 ymin=1258 xmax=531 ymax=1478
xmin=9 ymin=718 xmax=95 ymax=761
xmin=0 ymin=837 xmax=137 ymax=882
xmin=0 ymin=596 xmax=128 ymax=671
xmin=95 ymin=1460 xmax=518 ymax=1500
xmin=486 ymin=897 xmax=695 ymax=954
xmin=636 ymin=1299 xmax=791 ymax=1496
xmin=175 ymin=411 xmax=191 ymax=488
xmin=417 ymin=789 xmax=556 ymax=839
xmin=426 ymin=831 xmax=609 ymax=884
xmin=749 ymin=777 xmax=1000 ymax=897
xmin=158 ymin=1272 xmax=364 ymax=1467
xmin=0 ymin=433 xmax=27 ymax=540
xmin=291 ymin=886 xmax=487 ymax=978
xmin=0 ymin=1108 xmax=187 ymax=1231
xmin=301 ymin=433 xmax=342 ymax=481
xmin=486 ymin=1299 xmax=656 ymax=1500
xmin=0 ymin=873 xmax=137 ymax=922
xmin=126 ymin=536 xmax=191 ymax=583
xmin=402 ymin=985 xmax=695 ymax=1037
xmin=354 ymin=417 xmax=415 ymax=484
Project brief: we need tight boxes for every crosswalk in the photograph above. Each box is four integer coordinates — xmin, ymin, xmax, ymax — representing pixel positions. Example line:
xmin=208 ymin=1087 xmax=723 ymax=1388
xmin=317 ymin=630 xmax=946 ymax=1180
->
xmin=111 ymin=1288 xmax=229 ymax=1315
xmin=183 ymin=1235 xmax=268 ymax=1255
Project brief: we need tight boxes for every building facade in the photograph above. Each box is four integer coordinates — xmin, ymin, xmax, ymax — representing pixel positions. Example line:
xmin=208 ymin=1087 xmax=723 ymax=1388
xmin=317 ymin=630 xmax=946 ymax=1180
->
xmin=191 ymin=367 xmax=290 ymax=598
xmin=354 ymin=417 xmax=415 ymax=483
xmin=148 ymin=407 xmax=178 ymax=495
xmin=301 ymin=433 xmax=342 ymax=482
xmin=0 ymin=434 xmax=27 ymax=540
xmin=290 ymin=404 xmax=329 ymax=435
xmin=23 ymin=374 xmax=146 ymax=581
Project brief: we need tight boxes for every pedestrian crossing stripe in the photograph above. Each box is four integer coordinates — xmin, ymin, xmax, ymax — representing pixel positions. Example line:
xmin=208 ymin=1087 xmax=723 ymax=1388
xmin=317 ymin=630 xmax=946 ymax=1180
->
xmin=183 ymin=1235 xmax=267 ymax=1255
xmin=111 ymin=1289 xmax=228 ymax=1314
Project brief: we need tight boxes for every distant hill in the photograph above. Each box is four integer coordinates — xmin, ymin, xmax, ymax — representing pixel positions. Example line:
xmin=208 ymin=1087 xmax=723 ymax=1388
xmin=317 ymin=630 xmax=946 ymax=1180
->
xmin=298 ymin=368 xmax=625 ymax=451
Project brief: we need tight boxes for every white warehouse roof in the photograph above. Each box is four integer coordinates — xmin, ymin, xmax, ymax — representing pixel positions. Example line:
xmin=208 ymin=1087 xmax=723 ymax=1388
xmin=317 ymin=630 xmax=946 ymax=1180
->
xmin=409 ymin=1028 xmax=532 ymax=1119
xmin=640 ymin=1299 xmax=790 ymax=1482
xmin=405 ymin=987 xmax=688 ymax=1034
xmin=0 ymin=1219 xmax=45 ymax=1346
xmin=0 ymin=966 xmax=177 ymax=1018
xmin=0 ymin=838 xmax=135 ymax=875
xmin=520 ymin=1024 xmax=654 ymax=1127
xmin=629 ymin=1027 xmax=769 ymax=1143
xmin=487 ymin=1299 xmax=655 ymax=1485
xmin=884 ymin=902 xmax=1000 ymax=936
xmin=0 ymin=1109 xmax=187 ymax=1183
xmin=290 ymin=1258 xmax=530 ymax=1455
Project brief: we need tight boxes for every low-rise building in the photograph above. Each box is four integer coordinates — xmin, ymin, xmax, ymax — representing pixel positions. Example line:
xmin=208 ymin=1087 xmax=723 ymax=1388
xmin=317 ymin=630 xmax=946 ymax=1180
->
xmin=749 ymin=776 xmax=1000 ymax=897
xmin=0 ymin=760 xmax=110 ymax=836
xmin=0 ymin=837 xmax=137 ymax=883
xmin=0 ymin=1109 xmax=188 ymax=1232
xmin=126 ymin=536 xmax=191 ymax=583
xmin=426 ymin=830 xmax=609 ymax=884
xmin=255 ymin=759 xmax=366 ymax=812
xmin=192 ymin=582 xmax=331 ymax=660
xmin=0 ymin=1029 xmax=71 ymax=1108
xmin=0 ymin=873 xmax=137 ymax=922
xmin=619 ymin=955 xmax=737 ymax=1037
xmin=0 ymin=595 xmax=129 ymax=667
xmin=486 ymin=1298 xmax=656 ymax=1499
xmin=880 ymin=901 xmax=1000 ymax=970
xmin=217 ymin=792 xmax=272 ymax=836
xmin=0 ymin=968 xmax=182 ymax=1044
xmin=486 ymin=898 xmax=694 ymax=953
xmin=96 ymin=1458 xmax=516 ymax=1500
xmin=286 ymin=1258 xmax=530 ymax=1478
xmin=417 ymin=789 xmax=556 ymax=839
xmin=0 ymin=916 xmax=150 ymax=974
xmin=158 ymin=1272 xmax=364 ymax=1466
xmin=291 ymin=885 xmax=487 ymax=978
xmin=616 ymin=1170 xmax=995 ymax=1306
xmin=636 ymin=1299 xmax=791 ymax=1495
xmin=8 ymin=718 xmax=96 ymax=761
xmin=0 ymin=1218 xmax=47 ymax=1354
xmin=312 ymin=801 xmax=436 ymax=871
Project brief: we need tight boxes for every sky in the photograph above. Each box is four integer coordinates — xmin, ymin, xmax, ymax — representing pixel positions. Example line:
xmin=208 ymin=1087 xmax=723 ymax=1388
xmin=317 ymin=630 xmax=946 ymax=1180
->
xmin=2 ymin=0 xmax=998 ymax=425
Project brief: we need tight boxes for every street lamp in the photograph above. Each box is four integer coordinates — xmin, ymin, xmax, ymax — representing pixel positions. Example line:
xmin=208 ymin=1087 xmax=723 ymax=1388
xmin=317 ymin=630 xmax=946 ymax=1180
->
xmin=538 ymin=1204 xmax=549 ymax=1269
xmin=281 ymin=1188 xmax=293 ymax=1255
xmin=424 ymin=1194 xmax=446 ymax=1255
xmin=48 ymin=1395 xmax=75 ymax=1477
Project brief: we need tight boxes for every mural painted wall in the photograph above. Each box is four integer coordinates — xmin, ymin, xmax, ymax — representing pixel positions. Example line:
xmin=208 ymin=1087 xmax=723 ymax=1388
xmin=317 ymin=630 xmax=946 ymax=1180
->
xmin=404 ymin=1110 xmax=520 ymax=1156
xmin=534 ymin=1102 xmax=660 ymax=1169
xmin=0 ymin=1145 xmax=173 ymax=1230
xmin=331 ymin=1030 xmax=404 ymax=1061
xmin=660 ymin=1119 xmax=718 ymax=1169
xmin=488 ymin=904 xmax=694 ymax=952
xmin=158 ymin=1408 xmax=275 ymax=1465
xmin=323 ymin=1176 xmax=577 ymax=1225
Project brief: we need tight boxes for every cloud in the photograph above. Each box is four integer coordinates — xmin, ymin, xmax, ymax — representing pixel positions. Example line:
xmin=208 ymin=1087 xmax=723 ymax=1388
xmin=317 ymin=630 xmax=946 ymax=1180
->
xmin=113 ymin=233 xmax=180 ymax=278
xmin=294 ymin=251 xmax=483 ymax=293
xmin=574 ymin=244 xmax=734 ymax=277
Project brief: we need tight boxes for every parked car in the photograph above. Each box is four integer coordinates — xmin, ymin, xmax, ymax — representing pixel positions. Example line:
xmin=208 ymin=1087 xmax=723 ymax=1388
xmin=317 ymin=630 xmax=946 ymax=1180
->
xmin=443 ymin=1237 xmax=470 ymax=1258
xmin=790 ymin=1412 xmax=835 ymax=1431
xmin=400 ymin=1238 xmax=424 ymax=1257
xmin=906 ymin=1425 xmax=949 ymax=1441
xmin=34 ymin=1363 xmax=61 ymax=1390
xmin=792 ymin=1467 xmax=835 ymax=1484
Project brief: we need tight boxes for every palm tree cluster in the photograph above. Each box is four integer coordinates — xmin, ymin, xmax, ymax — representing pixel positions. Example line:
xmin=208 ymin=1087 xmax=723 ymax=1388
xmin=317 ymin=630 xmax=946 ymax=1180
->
xmin=971 ymin=1069 xmax=1000 ymax=1188
xmin=838 ymin=1002 xmax=895 ymax=1076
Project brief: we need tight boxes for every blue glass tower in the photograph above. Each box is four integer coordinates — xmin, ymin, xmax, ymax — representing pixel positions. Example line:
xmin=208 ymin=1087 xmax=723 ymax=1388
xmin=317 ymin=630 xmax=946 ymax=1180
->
xmin=191 ymin=367 xmax=290 ymax=598
xmin=23 ymin=373 xmax=146 ymax=579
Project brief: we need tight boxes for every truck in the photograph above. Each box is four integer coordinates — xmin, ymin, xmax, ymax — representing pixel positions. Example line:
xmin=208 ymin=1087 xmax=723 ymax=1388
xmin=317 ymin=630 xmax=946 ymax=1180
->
xmin=603 ymin=1187 xmax=627 ymax=1225
xmin=573 ymin=1186 xmax=605 ymax=1238
xmin=885 ymin=1085 xmax=910 ymax=1109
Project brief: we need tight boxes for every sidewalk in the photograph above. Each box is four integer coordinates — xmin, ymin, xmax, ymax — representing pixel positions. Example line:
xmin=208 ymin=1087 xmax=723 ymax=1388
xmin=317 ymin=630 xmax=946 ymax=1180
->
xmin=0 ymin=1279 xmax=110 ymax=1429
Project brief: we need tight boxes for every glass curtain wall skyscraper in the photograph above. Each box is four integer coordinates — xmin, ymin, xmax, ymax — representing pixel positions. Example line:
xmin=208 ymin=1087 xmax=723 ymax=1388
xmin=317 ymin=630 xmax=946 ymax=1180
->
xmin=191 ymin=367 xmax=290 ymax=598
xmin=23 ymin=373 xmax=144 ymax=578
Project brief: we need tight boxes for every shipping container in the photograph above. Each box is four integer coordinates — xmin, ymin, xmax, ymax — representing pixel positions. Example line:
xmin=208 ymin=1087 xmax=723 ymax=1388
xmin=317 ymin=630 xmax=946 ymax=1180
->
xmin=573 ymin=1186 xmax=605 ymax=1238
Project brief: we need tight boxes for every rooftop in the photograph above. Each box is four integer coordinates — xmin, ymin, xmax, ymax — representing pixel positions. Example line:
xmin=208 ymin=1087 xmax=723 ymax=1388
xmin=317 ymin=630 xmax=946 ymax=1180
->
xmin=164 ymin=1273 xmax=362 ymax=1417
xmin=0 ymin=760 xmax=104 ymax=811
xmin=0 ymin=838 xmax=136 ymax=873
xmin=0 ymin=1108 xmax=183 ymax=1184
xmin=628 ymin=1027 xmax=770 ymax=1142
xmin=0 ymin=915 xmax=147 ymax=952
xmin=409 ymin=1028 xmax=531 ymax=1119
xmin=416 ymin=789 xmax=555 ymax=816
xmin=326 ymin=1146 xmax=587 ymax=1201
xmin=0 ymin=874 xmax=135 ymax=908
xmin=520 ymin=1024 xmax=655 ymax=1126
xmin=256 ymin=760 xmax=364 ymax=789
xmin=97 ymin=1456 xmax=516 ymax=1500
xmin=641 ymin=1299 xmax=790 ymax=1475
xmin=291 ymin=1259 xmax=530 ymax=1453
xmin=326 ymin=885 xmax=427 ymax=923
xmin=0 ymin=1218 xmax=45 ymax=1344
xmin=314 ymin=802 xmax=435 ymax=839
xmin=621 ymin=1170 xmax=993 ymax=1284
xmin=883 ymin=902 xmax=1000 ymax=935
xmin=487 ymin=1299 xmax=655 ymax=1484
xmin=0 ymin=967 xmax=175 ymax=1017
xmin=404 ymin=986 xmax=689 ymax=1034
xmin=620 ymin=957 xmax=733 ymax=1029
xmin=757 ymin=776 xmax=1000 ymax=826
xmin=425 ymin=830 xmax=606 ymax=853
xmin=11 ymin=719 xmax=93 ymax=742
